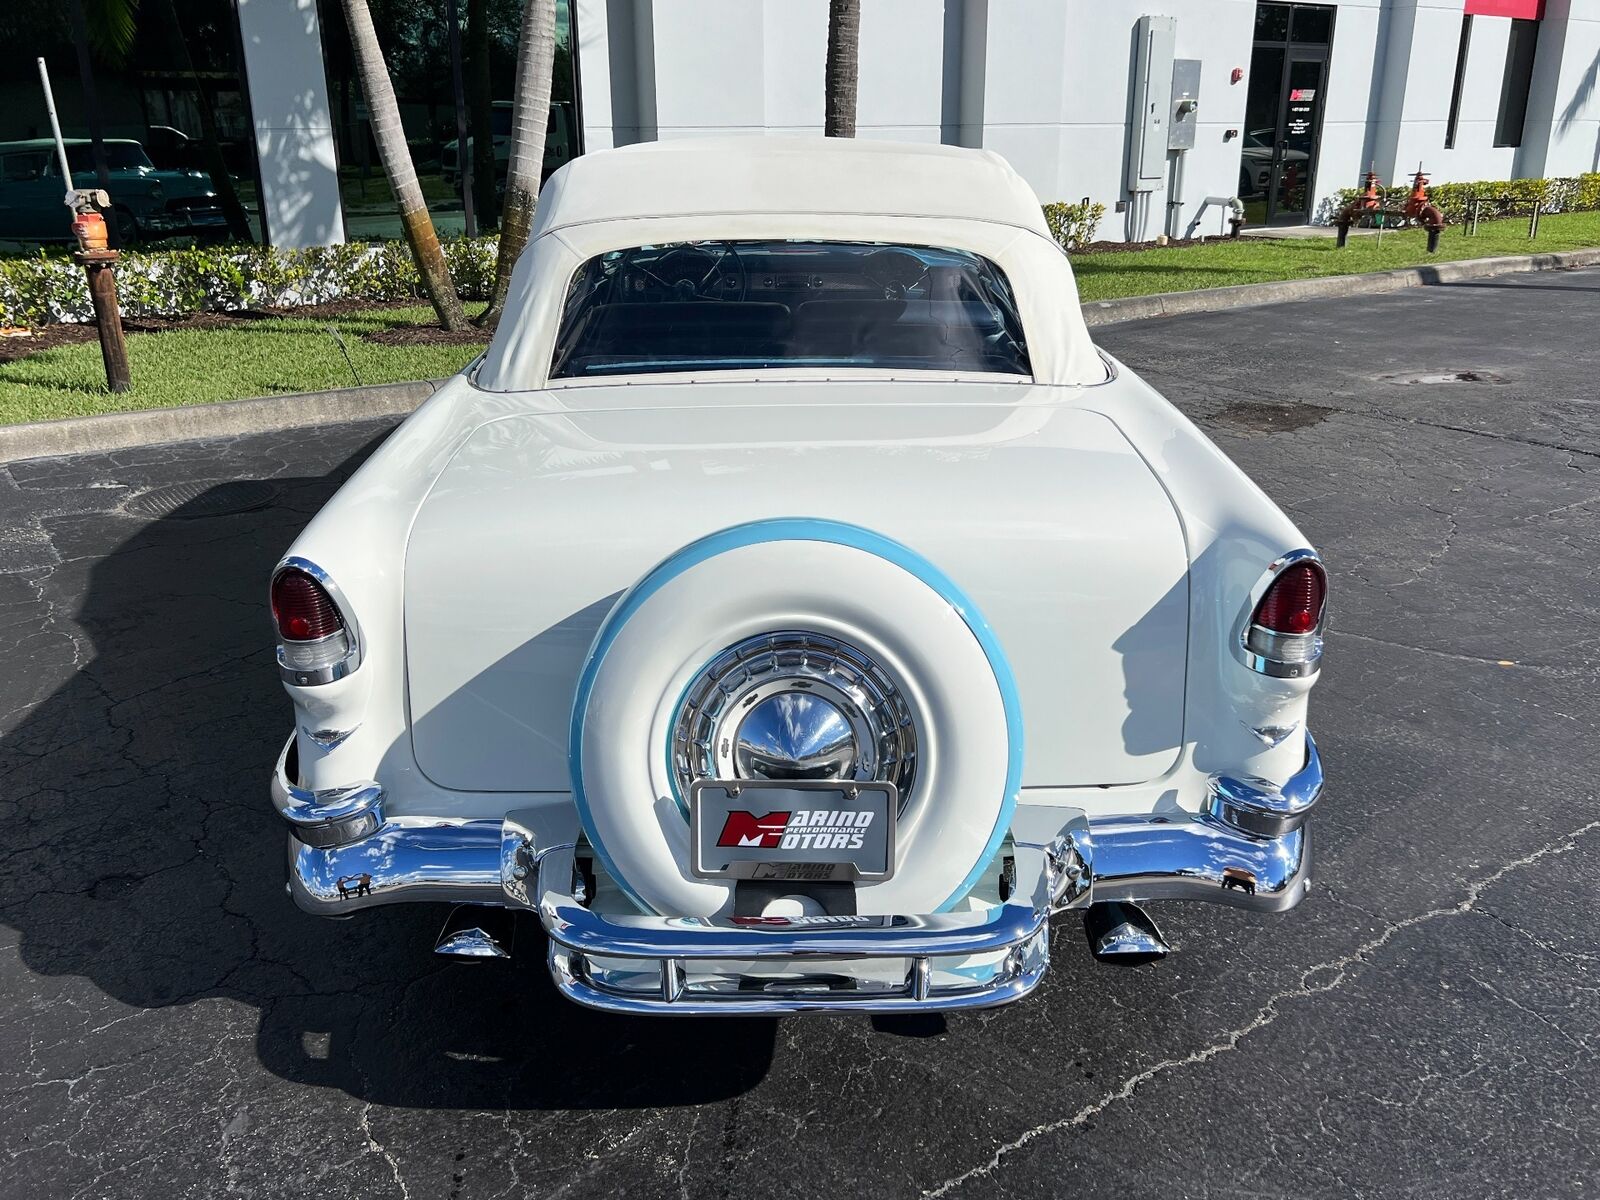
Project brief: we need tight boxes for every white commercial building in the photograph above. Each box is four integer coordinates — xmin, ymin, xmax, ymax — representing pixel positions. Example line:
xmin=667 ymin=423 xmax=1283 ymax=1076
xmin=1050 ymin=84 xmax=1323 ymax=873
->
xmin=567 ymin=0 xmax=1600 ymax=238
xmin=222 ymin=0 xmax=1600 ymax=247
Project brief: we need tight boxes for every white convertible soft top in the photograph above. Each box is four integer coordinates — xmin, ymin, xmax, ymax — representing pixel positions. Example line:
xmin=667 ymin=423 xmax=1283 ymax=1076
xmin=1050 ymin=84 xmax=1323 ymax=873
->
xmin=530 ymin=136 xmax=1053 ymax=238
xmin=477 ymin=137 xmax=1105 ymax=389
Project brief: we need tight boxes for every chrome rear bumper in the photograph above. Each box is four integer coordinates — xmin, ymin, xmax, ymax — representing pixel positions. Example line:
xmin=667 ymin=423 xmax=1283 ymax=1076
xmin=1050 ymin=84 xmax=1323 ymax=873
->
xmin=273 ymin=734 xmax=1322 ymax=1014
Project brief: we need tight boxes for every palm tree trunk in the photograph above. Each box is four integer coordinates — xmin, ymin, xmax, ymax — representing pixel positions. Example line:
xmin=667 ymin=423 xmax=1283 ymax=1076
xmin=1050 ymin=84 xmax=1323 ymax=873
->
xmin=339 ymin=0 xmax=468 ymax=331
xmin=477 ymin=0 xmax=556 ymax=330
xmin=824 ymin=0 xmax=860 ymax=138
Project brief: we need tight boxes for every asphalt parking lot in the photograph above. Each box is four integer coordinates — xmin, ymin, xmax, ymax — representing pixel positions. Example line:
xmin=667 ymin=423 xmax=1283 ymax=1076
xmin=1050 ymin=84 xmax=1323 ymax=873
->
xmin=3 ymin=266 xmax=1598 ymax=1199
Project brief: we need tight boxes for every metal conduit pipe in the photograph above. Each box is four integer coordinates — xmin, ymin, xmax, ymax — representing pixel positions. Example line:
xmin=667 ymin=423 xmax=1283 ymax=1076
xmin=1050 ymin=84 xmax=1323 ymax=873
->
xmin=1188 ymin=195 xmax=1246 ymax=239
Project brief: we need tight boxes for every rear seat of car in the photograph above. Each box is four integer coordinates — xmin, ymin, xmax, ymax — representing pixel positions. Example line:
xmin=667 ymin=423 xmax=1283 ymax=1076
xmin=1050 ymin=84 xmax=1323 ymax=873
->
xmin=561 ymin=296 xmax=1007 ymax=369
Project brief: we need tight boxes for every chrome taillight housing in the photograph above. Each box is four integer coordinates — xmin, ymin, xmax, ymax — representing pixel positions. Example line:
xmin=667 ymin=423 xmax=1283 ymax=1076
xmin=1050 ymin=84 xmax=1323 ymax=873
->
xmin=1240 ymin=550 xmax=1326 ymax=679
xmin=271 ymin=558 xmax=362 ymax=685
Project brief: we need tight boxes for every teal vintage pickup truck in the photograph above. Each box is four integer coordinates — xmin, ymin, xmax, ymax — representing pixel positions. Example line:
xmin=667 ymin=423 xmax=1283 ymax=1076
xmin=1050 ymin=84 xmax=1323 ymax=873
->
xmin=0 ymin=138 xmax=226 ymax=244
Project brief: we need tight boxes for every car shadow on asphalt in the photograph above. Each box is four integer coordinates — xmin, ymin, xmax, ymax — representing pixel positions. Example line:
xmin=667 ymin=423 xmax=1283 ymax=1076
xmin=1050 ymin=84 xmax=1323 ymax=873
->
xmin=0 ymin=432 xmax=777 ymax=1109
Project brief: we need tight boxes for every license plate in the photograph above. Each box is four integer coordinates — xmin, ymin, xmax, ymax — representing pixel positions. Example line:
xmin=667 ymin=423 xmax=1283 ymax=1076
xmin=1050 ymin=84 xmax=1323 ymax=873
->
xmin=689 ymin=779 xmax=896 ymax=882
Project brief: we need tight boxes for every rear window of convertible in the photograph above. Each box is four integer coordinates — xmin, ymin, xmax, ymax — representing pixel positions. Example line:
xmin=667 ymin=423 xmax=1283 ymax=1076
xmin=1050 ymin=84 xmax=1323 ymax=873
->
xmin=548 ymin=240 xmax=1031 ymax=378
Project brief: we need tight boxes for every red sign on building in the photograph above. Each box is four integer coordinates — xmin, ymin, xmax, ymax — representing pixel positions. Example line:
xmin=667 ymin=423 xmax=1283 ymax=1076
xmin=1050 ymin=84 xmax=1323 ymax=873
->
xmin=1464 ymin=0 xmax=1544 ymax=18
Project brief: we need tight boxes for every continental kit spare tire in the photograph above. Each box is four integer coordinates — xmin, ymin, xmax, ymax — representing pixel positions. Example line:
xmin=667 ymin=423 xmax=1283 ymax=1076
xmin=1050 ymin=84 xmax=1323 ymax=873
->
xmin=570 ymin=519 xmax=1023 ymax=917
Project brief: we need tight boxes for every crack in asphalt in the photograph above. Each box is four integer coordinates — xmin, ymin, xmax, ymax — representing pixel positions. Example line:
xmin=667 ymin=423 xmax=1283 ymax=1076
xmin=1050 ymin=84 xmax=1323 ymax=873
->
xmin=358 ymin=1100 xmax=412 ymax=1200
xmin=921 ymin=818 xmax=1600 ymax=1198
xmin=1395 ymin=503 xmax=1459 ymax=586
xmin=1330 ymin=629 xmax=1597 ymax=677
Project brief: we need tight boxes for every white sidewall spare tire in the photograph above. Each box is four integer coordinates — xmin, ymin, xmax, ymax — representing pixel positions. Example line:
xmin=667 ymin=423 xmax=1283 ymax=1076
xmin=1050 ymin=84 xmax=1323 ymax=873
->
xmin=570 ymin=520 xmax=1023 ymax=917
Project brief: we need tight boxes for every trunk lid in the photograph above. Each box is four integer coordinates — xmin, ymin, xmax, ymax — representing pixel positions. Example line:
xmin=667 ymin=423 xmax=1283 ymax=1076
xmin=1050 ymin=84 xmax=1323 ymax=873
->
xmin=404 ymin=383 xmax=1188 ymax=791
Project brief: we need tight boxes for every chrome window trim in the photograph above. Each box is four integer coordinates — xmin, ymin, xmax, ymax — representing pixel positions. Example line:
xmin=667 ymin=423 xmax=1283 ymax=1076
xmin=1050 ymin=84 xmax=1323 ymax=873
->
xmin=1233 ymin=547 xmax=1327 ymax=679
xmin=272 ymin=555 xmax=365 ymax=686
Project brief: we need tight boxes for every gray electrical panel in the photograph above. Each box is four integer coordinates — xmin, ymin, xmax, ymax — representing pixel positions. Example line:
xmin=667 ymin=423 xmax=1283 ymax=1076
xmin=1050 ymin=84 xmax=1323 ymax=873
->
xmin=1169 ymin=58 xmax=1201 ymax=151
xmin=1127 ymin=15 xmax=1176 ymax=193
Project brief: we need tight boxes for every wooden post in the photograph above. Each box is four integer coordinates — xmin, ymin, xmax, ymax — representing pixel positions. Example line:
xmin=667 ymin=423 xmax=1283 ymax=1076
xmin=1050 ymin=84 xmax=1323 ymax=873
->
xmin=74 ymin=249 xmax=131 ymax=393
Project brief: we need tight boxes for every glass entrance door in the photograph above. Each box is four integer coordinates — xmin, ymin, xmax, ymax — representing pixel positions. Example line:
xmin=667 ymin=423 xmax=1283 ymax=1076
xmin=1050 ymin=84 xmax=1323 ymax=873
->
xmin=1274 ymin=57 xmax=1326 ymax=222
xmin=1242 ymin=4 xmax=1335 ymax=225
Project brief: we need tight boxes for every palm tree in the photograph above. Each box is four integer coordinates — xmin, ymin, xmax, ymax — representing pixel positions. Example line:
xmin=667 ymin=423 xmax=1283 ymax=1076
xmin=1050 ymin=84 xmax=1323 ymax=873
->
xmin=824 ymin=0 xmax=860 ymax=137
xmin=477 ymin=0 xmax=557 ymax=330
xmin=339 ymin=0 xmax=468 ymax=331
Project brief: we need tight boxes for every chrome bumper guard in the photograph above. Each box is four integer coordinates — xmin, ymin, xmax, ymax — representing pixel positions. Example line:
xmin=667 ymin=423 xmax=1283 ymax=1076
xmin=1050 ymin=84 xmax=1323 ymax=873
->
xmin=274 ymin=733 xmax=1323 ymax=1014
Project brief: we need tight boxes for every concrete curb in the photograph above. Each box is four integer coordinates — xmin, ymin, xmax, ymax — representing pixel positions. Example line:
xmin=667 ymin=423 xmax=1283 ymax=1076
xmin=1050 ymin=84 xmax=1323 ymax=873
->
xmin=1 ymin=245 xmax=1596 ymax=464
xmin=1079 ymin=245 xmax=1600 ymax=326
xmin=0 ymin=378 xmax=439 ymax=465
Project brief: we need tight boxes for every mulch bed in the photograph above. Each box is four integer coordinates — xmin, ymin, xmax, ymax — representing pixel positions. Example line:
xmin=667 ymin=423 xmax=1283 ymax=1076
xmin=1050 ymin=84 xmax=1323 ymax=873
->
xmin=361 ymin=324 xmax=492 ymax=347
xmin=1074 ymin=235 xmax=1233 ymax=255
xmin=0 ymin=323 xmax=101 ymax=364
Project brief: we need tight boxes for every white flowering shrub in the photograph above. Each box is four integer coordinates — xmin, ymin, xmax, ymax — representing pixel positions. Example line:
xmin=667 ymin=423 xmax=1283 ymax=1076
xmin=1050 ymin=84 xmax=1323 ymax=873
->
xmin=1042 ymin=201 xmax=1107 ymax=250
xmin=0 ymin=237 xmax=501 ymax=326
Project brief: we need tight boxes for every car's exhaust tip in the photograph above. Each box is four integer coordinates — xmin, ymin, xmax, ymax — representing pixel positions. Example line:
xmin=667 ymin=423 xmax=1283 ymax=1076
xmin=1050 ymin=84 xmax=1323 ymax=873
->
xmin=1084 ymin=900 xmax=1170 ymax=965
xmin=434 ymin=906 xmax=516 ymax=961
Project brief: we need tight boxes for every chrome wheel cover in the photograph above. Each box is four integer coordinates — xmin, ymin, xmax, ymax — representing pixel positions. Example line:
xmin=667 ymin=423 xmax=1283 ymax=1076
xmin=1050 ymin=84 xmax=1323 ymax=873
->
xmin=671 ymin=631 xmax=918 ymax=808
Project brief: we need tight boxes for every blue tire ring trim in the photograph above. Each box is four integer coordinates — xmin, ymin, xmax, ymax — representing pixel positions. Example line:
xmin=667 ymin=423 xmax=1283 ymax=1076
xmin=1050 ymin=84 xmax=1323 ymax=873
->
xmin=568 ymin=518 xmax=1025 ymax=915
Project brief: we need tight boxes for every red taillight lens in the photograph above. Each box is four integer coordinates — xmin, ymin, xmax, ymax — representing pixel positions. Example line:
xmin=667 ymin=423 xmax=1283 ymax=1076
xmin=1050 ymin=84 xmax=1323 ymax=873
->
xmin=1253 ymin=562 xmax=1326 ymax=635
xmin=271 ymin=569 xmax=343 ymax=642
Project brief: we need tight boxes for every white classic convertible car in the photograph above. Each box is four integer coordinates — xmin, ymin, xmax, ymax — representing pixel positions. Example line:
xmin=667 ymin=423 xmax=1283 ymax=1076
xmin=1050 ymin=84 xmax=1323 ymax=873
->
xmin=270 ymin=137 xmax=1325 ymax=1014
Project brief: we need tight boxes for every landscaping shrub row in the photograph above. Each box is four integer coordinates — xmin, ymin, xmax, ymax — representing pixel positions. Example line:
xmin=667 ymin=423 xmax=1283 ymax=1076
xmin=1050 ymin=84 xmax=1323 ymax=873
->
xmin=1329 ymin=172 xmax=1600 ymax=224
xmin=0 ymin=237 xmax=500 ymax=327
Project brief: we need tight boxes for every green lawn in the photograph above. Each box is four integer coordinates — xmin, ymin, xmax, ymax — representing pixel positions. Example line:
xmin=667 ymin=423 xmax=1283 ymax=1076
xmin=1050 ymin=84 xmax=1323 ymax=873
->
xmin=0 ymin=305 xmax=486 ymax=425
xmin=1 ymin=211 xmax=1597 ymax=427
xmin=1070 ymin=210 xmax=1600 ymax=301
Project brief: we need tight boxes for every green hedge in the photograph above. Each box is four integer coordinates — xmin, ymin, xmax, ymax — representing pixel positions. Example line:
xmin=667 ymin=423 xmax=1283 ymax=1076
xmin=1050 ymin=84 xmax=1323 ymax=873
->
xmin=1043 ymin=201 xmax=1107 ymax=250
xmin=1330 ymin=173 xmax=1600 ymax=224
xmin=0 ymin=237 xmax=499 ymax=327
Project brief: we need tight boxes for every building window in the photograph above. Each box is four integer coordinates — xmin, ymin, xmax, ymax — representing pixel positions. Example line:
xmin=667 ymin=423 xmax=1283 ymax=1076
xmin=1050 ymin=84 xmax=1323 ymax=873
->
xmin=1254 ymin=3 xmax=1291 ymax=42
xmin=1494 ymin=18 xmax=1540 ymax=148
xmin=1253 ymin=4 xmax=1334 ymax=47
xmin=1445 ymin=15 xmax=1473 ymax=149
xmin=315 ymin=0 xmax=580 ymax=241
xmin=1289 ymin=5 xmax=1334 ymax=45
xmin=0 ymin=0 xmax=265 ymax=249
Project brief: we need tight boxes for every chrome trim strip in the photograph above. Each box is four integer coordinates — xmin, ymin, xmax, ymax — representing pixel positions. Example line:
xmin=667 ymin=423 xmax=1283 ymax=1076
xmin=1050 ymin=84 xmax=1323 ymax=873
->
xmin=541 ymin=885 xmax=1048 ymax=960
xmin=272 ymin=555 xmax=364 ymax=686
xmin=270 ymin=734 xmax=384 ymax=848
xmin=1233 ymin=547 xmax=1326 ymax=679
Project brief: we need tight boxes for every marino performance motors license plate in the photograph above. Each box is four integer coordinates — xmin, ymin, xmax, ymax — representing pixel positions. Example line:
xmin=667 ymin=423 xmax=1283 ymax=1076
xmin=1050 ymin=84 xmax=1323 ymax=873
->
xmin=689 ymin=779 xmax=897 ymax=882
